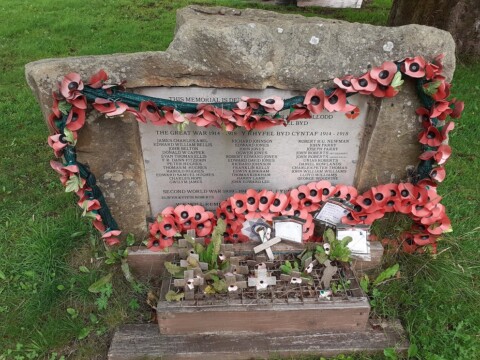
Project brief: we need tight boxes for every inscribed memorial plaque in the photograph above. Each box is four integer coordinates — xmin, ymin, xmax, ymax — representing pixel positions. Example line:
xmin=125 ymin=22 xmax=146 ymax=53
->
xmin=138 ymin=87 xmax=368 ymax=214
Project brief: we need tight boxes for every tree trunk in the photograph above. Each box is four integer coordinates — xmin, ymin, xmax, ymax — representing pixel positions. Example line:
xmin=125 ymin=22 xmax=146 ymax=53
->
xmin=388 ymin=0 xmax=480 ymax=59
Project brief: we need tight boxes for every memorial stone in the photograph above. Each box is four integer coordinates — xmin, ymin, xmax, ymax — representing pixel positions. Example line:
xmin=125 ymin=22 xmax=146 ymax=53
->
xmin=26 ymin=5 xmax=456 ymax=238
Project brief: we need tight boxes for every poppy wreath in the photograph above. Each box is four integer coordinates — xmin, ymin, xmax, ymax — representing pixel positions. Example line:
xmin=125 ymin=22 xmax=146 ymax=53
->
xmin=46 ymin=55 xmax=463 ymax=251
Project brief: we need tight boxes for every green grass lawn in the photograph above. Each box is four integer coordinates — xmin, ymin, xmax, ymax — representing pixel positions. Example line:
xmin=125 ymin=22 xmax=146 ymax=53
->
xmin=0 ymin=0 xmax=479 ymax=359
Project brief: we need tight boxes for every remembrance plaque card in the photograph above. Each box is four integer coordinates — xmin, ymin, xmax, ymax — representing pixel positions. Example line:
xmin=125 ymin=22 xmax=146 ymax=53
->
xmin=138 ymin=87 xmax=368 ymax=214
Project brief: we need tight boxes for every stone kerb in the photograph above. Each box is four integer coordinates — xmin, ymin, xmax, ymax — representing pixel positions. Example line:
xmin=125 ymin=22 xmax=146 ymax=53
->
xmin=25 ymin=5 xmax=456 ymax=238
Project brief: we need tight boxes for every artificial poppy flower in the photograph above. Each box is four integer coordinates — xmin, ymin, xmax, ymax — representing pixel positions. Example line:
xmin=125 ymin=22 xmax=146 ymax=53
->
xmin=253 ymin=115 xmax=283 ymax=130
xmin=373 ymin=84 xmax=398 ymax=98
xmin=402 ymin=56 xmax=426 ymax=78
xmin=216 ymin=200 xmax=236 ymax=221
xmin=427 ymin=216 xmax=452 ymax=235
xmin=333 ymin=75 xmax=356 ymax=93
xmin=426 ymin=77 xmax=450 ymax=101
xmin=431 ymin=100 xmax=453 ymax=120
xmin=315 ymin=180 xmax=335 ymax=201
xmin=173 ymin=205 xmax=195 ymax=224
xmin=324 ymin=89 xmax=347 ymax=112
xmin=50 ymin=160 xmax=80 ymax=186
xmin=418 ymin=126 xmax=442 ymax=147
xmin=92 ymin=214 xmax=105 ymax=233
xmin=303 ymin=88 xmax=325 ymax=114
xmin=48 ymin=133 xmax=69 ymax=158
xmin=257 ymin=190 xmax=275 ymax=212
xmin=260 ymin=96 xmax=284 ymax=113
xmin=332 ymin=184 xmax=358 ymax=202
xmin=147 ymin=235 xmax=173 ymax=251
xmin=370 ymin=61 xmax=397 ymax=86
xmin=93 ymin=98 xmax=117 ymax=114
xmin=421 ymin=203 xmax=446 ymax=225
xmin=430 ymin=166 xmax=446 ymax=182
xmin=65 ymin=108 xmax=85 ymax=131
xmin=399 ymin=232 xmax=418 ymax=254
xmin=302 ymin=224 xmax=314 ymax=241
xmin=306 ymin=182 xmax=323 ymax=203
xmin=231 ymin=193 xmax=248 ymax=214
xmin=269 ymin=192 xmax=288 ymax=213
xmin=287 ymin=104 xmax=312 ymax=122
xmin=356 ymin=190 xmax=378 ymax=212
xmin=105 ymin=102 xmax=129 ymax=117
xmin=351 ymin=73 xmax=377 ymax=94
xmin=88 ymin=69 xmax=108 ymax=88
xmin=419 ymin=144 xmax=451 ymax=165
xmin=413 ymin=232 xmax=435 ymax=246
xmin=192 ymin=205 xmax=210 ymax=224
xmin=383 ymin=196 xmax=402 ymax=213
xmin=280 ymin=198 xmax=299 ymax=217
xmin=102 ymin=229 xmax=121 ymax=246
xmin=78 ymin=198 xmax=101 ymax=212
xmin=300 ymin=194 xmax=321 ymax=212
xmin=160 ymin=206 xmax=175 ymax=217
xmin=290 ymin=185 xmax=309 ymax=205
xmin=162 ymin=106 xmax=185 ymax=124
xmin=235 ymin=114 xmax=258 ymax=131
xmin=398 ymin=183 xmax=417 ymax=202
xmin=345 ymin=105 xmax=360 ymax=119
xmin=411 ymin=203 xmax=432 ymax=218
xmin=449 ymin=99 xmax=464 ymax=119
xmin=425 ymin=54 xmax=444 ymax=80
xmin=60 ymin=73 xmax=84 ymax=100
xmin=236 ymin=97 xmax=261 ymax=112
xmin=139 ymin=101 xmax=165 ymax=125
xmin=343 ymin=209 xmax=384 ymax=225
xmin=245 ymin=189 xmax=259 ymax=212
xmin=441 ymin=121 xmax=455 ymax=141
xmin=370 ymin=185 xmax=393 ymax=207
xmin=157 ymin=215 xmax=178 ymax=237
xmin=70 ymin=95 xmax=86 ymax=111
xmin=190 ymin=104 xmax=219 ymax=127
xmin=196 ymin=219 xmax=213 ymax=237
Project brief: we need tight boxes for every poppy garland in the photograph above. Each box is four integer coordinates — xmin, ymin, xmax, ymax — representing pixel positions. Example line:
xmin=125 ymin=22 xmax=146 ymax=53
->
xmin=46 ymin=55 xmax=464 ymax=252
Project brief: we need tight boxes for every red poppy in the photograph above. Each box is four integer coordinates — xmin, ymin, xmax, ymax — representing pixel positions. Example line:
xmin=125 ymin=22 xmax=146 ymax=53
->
xmin=88 ymin=69 xmax=108 ymax=89
xmin=332 ymin=184 xmax=358 ymax=202
xmin=104 ymin=102 xmax=129 ymax=117
xmin=413 ymin=232 xmax=435 ymax=246
xmin=192 ymin=205 xmax=210 ymax=223
xmin=373 ymin=84 xmax=398 ymax=98
xmin=260 ymin=96 xmax=284 ymax=113
xmin=147 ymin=235 xmax=173 ymax=251
xmin=290 ymin=185 xmax=309 ymax=205
xmin=411 ymin=203 xmax=432 ymax=218
xmin=253 ymin=115 xmax=283 ymax=131
xmin=306 ymin=182 xmax=323 ymax=203
xmin=430 ymin=166 xmax=446 ymax=182
xmin=60 ymin=73 xmax=84 ymax=100
xmin=427 ymin=216 xmax=451 ymax=235
xmin=370 ymin=185 xmax=393 ymax=207
xmin=78 ymin=198 xmax=101 ymax=212
xmin=287 ymin=104 xmax=312 ymax=122
xmin=216 ymin=200 xmax=236 ymax=221
xmin=351 ymin=73 xmax=377 ymax=94
xmin=50 ymin=160 xmax=80 ymax=186
xmin=431 ymin=100 xmax=453 ymax=120
xmin=356 ymin=190 xmax=378 ymax=212
xmin=231 ymin=193 xmax=248 ymax=214
xmin=173 ymin=205 xmax=195 ymax=224
xmin=302 ymin=223 xmax=314 ymax=241
xmin=102 ymin=229 xmax=121 ymax=246
xmin=196 ymin=219 xmax=213 ymax=237
xmin=245 ymin=189 xmax=259 ymax=212
xmin=161 ymin=106 xmax=184 ymax=124
xmin=449 ymin=99 xmax=464 ymax=119
xmin=257 ymin=190 xmax=275 ymax=212
xmin=269 ymin=192 xmax=288 ymax=213
xmin=345 ymin=105 xmax=360 ymax=119
xmin=419 ymin=144 xmax=451 ymax=165
xmin=427 ymin=78 xmax=450 ymax=101
xmin=92 ymin=98 xmax=115 ymax=114
xmin=418 ymin=126 xmax=442 ymax=147
xmin=157 ymin=215 xmax=178 ymax=237
xmin=48 ymin=134 xmax=69 ymax=157
xmin=400 ymin=232 xmax=418 ymax=254
xmin=190 ymin=104 xmax=219 ymax=127
xmin=324 ymin=89 xmax=347 ymax=112
xmin=138 ymin=101 xmax=165 ymax=125
xmin=93 ymin=215 xmax=105 ymax=233
xmin=334 ymin=75 xmax=356 ymax=93
xmin=425 ymin=54 xmax=444 ymax=80
xmin=398 ymin=183 xmax=417 ymax=202
xmin=280 ymin=198 xmax=299 ymax=216
xmin=370 ymin=61 xmax=397 ymax=86
xmin=441 ymin=121 xmax=455 ymax=141
xmin=304 ymin=88 xmax=325 ymax=114
xmin=402 ymin=56 xmax=426 ymax=78
xmin=236 ymin=97 xmax=261 ymax=112
xmin=65 ymin=107 xmax=86 ymax=131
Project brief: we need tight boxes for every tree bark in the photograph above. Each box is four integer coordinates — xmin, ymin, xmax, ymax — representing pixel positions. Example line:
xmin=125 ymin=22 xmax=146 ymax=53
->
xmin=388 ymin=0 xmax=480 ymax=59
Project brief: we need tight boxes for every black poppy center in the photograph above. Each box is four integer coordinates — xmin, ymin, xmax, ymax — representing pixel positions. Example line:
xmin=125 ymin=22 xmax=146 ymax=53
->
xmin=71 ymin=112 xmax=78 ymax=122
xmin=226 ymin=205 xmax=232 ymax=213
xmin=328 ymin=95 xmax=338 ymax=104
xmin=431 ymin=170 xmax=438 ymax=177
xmin=223 ymin=232 xmax=229 ymax=237
xmin=59 ymin=135 xmax=67 ymax=143
xmin=334 ymin=191 xmax=341 ymax=197
xmin=374 ymin=193 xmax=384 ymax=201
xmin=311 ymin=96 xmax=321 ymax=105
xmin=347 ymin=213 xmax=354 ymax=220
xmin=427 ymin=131 xmax=436 ymax=139
xmin=185 ymin=221 xmax=191 ymax=226
xmin=294 ymin=210 xmax=301 ymax=217
xmin=346 ymin=194 xmax=351 ymax=201
xmin=310 ymin=189 xmax=317 ymax=197
xmin=322 ymin=189 xmax=329 ymax=195
xmin=304 ymin=200 xmax=312 ymax=207
xmin=390 ymin=190 xmax=397 ymax=196
xmin=248 ymin=117 xmax=256 ymax=123
xmin=415 ymin=205 xmax=423 ymax=211
xmin=360 ymin=215 xmax=368 ymax=220
xmin=236 ymin=200 xmax=244 ymax=208
xmin=363 ymin=198 xmax=372 ymax=206
xmin=401 ymin=190 xmax=409 ymax=197
xmin=273 ymin=199 xmax=281 ymax=206
xmin=164 ymin=224 xmax=172 ymax=230
xmin=285 ymin=204 xmax=292 ymax=211
xmin=379 ymin=70 xmax=389 ymax=79
xmin=342 ymin=79 xmax=351 ymax=87
xmin=260 ymin=196 xmax=268 ymax=204
xmin=410 ymin=63 xmax=420 ymax=72
xmin=68 ymin=81 xmax=78 ymax=90
xmin=146 ymin=105 xmax=156 ymax=113
xmin=359 ymin=79 xmax=368 ymax=87
xmin=421 ymin=235 xmax=429 ymax=240
xmin=153 ymin=240 xmax=160 ymax=247
xmin=181 ymin=211 xmax=189 ymax=219
xmin=220 ymin=213 xmax=226 ymax=220
xmin=265 ymin=99 xmax=275 ymax=105
xmin=197 ymin=223 xmax=204 ymax=229
xmin=247 ymin=197 xmax=256 ymax=205
xmin=354 ymin=205 xmax=362 ymax=212
xmin=406 ymin=237 xmax=414 ymax=245
xmin=195 ymin=213 xmax=201 ymax=221
xmin=387 ymin=200 xmax=395 ymax=206
xmin=298 ymin=192 xmax=306 ymax=200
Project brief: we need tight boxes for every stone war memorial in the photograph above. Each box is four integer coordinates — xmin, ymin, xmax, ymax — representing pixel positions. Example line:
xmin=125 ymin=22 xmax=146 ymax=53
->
xmin=26 ymin=5 xmax=463 ymax=359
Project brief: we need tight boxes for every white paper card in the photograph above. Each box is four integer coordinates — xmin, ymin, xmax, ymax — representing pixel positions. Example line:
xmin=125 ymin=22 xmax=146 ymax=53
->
xmin=337 ymin=229 xmax=368 ymax=254
xmin=274 ymin=222 xmax=303 ymax=243
xmin=315 ymin=202 xmax=350 ymax=224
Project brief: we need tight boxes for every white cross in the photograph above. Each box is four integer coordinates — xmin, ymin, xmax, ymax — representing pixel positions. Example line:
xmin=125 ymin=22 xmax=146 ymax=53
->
xmin=248 ymin=268 xmax=276 ymax=291
xmin=253 ymin=236 xmax=281 ymax=260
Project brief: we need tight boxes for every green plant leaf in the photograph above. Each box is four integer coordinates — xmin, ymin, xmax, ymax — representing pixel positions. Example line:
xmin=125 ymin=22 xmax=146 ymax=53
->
xmin=360 ymin=274 xmax=369 ymax=293
xmin=89 ymin=313 xmax=99 ymax=324
xmin=423 ymin=80 xmax=442 ymax=96
xmin=324 ymin=228 xmax=335 ymax=243
xmin=78 ymin=327 xmax=91 ymax=340
xmin=184 ymin=234 xmax=195 ymax=245
xmin=0 ymin=270 xmax=6 ymax=280
xmin=58 ymin=101 xmax=72 ymax=115
xmin=63 ymin=128 xmax=75 ymax=144
xmin=373 ymin=263 xmax=399 ymax=286
xmin=408 ymin=343 xmax=418 ymax=358
xmin=165 ymin=290 xmax=185 ymax=302
xmin=78 ymin=266 xmax=89 ymax=273
xmin=88 ymin=273 xmax=112 ymax=293
xmin=391 ymin=71 xmax=404 ymax=88
xmin=212 ymin=279 xmax=227 ymax=293
xmin=126 ymin=233 xmax=135 ymax=247
xmin=383 ymin=347 xmax=398 ymax=360
xmin=66 ymin=308 xmax=78 ymax=319
xmin=164 ymin=262 xmax=183 ymax=276
xmin=65 ymin=175 xmax=81 ymax=193
xmin=121 ymin=259 xmax=134 ymax=283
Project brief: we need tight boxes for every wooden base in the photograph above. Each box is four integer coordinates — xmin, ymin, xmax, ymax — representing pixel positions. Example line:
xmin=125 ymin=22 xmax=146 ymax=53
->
xmin=108 ymin=320 xmax=409 ymax=360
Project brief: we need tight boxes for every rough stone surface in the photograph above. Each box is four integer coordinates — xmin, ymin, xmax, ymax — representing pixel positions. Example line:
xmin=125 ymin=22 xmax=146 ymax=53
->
xmin=26 ymin=6 xmax=456 ymax=237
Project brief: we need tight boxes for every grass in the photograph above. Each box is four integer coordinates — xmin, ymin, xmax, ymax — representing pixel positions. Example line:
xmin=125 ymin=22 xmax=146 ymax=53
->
xmin=0 ymin=0 xmax=479 ymax=358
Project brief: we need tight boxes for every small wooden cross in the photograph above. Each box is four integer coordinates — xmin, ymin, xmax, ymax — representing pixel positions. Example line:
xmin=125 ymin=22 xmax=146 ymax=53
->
xmin=173 ymin=269 xmax=204 ymax=300
xmin=253 ymin=236 xmax=281 ymax=261
xmin=224 ymin=257 xmax=249 ymax=276
xmin=225 ymin=273 xmax=248 ymax=292
xmin=304 ymin=257 xmax=318 ymax=274
xmin=248 ymin=268 xmax=276 ymax=291
xmin=177 ymin=231 xmax=205 ymax=259
xmin=320 ymin=260 xmax=338 ymax=289
xmin=280 ymin=270 xmax=303 ymax=284
xmin=218 ymin=244 xmax=235 ymax=262
xmin=180 ymin=253 xmax=208 ymax=271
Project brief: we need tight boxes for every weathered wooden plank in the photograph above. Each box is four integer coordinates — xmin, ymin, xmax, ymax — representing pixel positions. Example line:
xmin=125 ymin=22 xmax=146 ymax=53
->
xmin=108 ymin=320 xmax=409 ymax=360
xmin=128 ymin=246 xmax=178 ymax=278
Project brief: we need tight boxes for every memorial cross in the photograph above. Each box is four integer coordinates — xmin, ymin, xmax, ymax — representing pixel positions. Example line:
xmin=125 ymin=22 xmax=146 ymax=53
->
xmin=218 ymin=244 xmax=235 ymax=262
xmin=280 ymin=270 xmax=303 ymax=284
xmin=248 ymin=268 xmax=277 ymax=291
xmin=320 ymin=260 xmax=338 ymax=289
xmin=225 ymin=273 xmax=248 ymax=292
xmin=253 ymin=236 xmax=281 ymax=261
xmin=180 ymin=253 xmax=208 ymax=271
xmin=173 ymin=269 xmax=204 ymax=300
